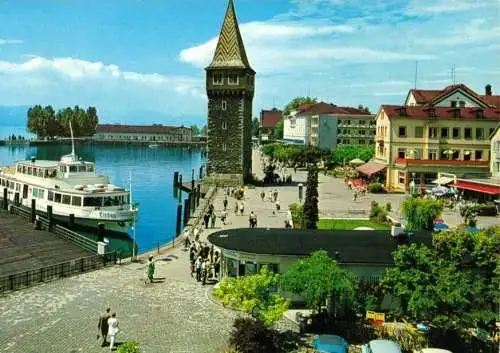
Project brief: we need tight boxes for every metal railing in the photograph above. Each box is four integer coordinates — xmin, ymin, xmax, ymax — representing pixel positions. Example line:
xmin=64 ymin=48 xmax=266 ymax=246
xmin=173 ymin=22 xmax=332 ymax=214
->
xmin=9 ymin=204 xmax=98 ymax=253
xmin=0 ymin=252 xmax=117 ymax=293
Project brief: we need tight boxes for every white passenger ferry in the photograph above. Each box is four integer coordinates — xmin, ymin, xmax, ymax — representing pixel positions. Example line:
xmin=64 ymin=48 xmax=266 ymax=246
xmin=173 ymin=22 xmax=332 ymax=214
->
xmin=0 ymin=145 xmax=137 ymax=234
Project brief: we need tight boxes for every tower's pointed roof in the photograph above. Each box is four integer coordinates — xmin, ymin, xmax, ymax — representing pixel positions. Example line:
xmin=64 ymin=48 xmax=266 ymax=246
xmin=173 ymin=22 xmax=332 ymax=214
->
xmin=207 ymin=0 xmax=253 ymax=71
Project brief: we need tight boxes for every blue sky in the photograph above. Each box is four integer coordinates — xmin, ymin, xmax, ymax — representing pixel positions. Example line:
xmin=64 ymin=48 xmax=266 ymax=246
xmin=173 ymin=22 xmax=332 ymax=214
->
xmin=0 ymin=0 xmax=499 ymax=126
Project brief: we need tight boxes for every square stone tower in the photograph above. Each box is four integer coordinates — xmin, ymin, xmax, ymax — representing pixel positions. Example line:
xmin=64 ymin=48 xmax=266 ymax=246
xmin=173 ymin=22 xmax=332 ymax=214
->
xmin=205 ymin=0 xmax=255 ymax=184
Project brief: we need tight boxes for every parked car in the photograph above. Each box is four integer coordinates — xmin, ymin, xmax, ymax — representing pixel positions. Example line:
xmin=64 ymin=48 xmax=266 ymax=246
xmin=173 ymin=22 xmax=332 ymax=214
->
xmin=414 ymin=349 xmax=453 ymax=353
xmin=361 ymin=339 xmax=402 ymax=353
xmin=312 ymin=334 xmax=348 ymax=353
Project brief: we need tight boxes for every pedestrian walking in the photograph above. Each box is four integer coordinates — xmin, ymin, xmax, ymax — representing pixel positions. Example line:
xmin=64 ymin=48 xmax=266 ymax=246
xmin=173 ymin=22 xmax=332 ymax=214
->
xmin=353 ymin=190 xmax=358 ymax=201
xmin=260 ymin=190 xmax=265 ymax=201
xmin=107 ymin=313 xmax=119 ymax=351
xmin=273 ymin=189 xmax=278 ymax=202
xmin=97 ymin=307 xmax=111 ymax=347
xmin=234 ymin=202 xmax=238 ymax=215
xmin=214 ymin=252 xmax=220 ymax=279
xmin=203 ymin=212 xmax=210 ymax=229
xmin=275 ymin=200 xmax=281 ymax=212
xmin=249 ymin=211 xmax=257 ymax=228
xmin=239 ymin=202 xmax=244 ymax=216
xmin=223 ymin=196 xmax=228 ymax=211
xmin=347 ymin=180 xmax=352 ymax=190
xmin=145 ymin=255 xmax=155 ymax=284
xmin=220 ymin=210 xmax=228 ymax=225
xmin=195 ymin=256 xmax=203 ymax=281
xmin=267 ymin=190 xmax=273 ymax=202
xmin=211 ymin=213 xmax=216 ymax=228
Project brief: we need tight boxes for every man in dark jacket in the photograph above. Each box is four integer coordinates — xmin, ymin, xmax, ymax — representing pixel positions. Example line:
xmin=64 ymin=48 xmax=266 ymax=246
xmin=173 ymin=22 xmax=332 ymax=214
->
xmin=97 ymin=307 xmax=111 ymax=347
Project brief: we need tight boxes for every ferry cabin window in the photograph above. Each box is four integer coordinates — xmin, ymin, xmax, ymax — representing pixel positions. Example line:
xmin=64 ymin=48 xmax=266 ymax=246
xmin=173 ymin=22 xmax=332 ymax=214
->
xmin=62 ymin=194 xmax=71 ymax=205
xmin=32 ymin=188 xmax=38 ymax=197
xmin=72 ymin=196 xmax=82 ymax=206
xmin=17 ymin=165 xmax=22 ymax=173
xmin=48 ymin=191 xmax=54 ymax=201
xmin=78 ymin=165 xmax=86 ymax=172
xmin=28 ymin=167 xmax=32 ymax=174
xmin=69 ymin=166 xmax=78 ymax=173
xmin=37 ymin=169 xmax=43 ymax=177
xmin=84 ymin=197 xmax=102 ymax=207
xmin=86 ymin=164 xmax=94 ymax=172
xmin=38 ymin=189 xmax=45 ymax=199
xmin=32 ymin=167 xmax=37 ymax=176
xmin=103 ymin=196 xmax=120 ymax=206
xmin=15 ymin=183 xmax=20 ymax=191
xmin=59 ymin=166 xmax=66 ymax=173
xmin=54 ymin=193 xmax=62 ymax=203
xmin=22 ymin=166 xmax=27 ymax=173
xmin=9 ymin=181 xmax=14 ymax=189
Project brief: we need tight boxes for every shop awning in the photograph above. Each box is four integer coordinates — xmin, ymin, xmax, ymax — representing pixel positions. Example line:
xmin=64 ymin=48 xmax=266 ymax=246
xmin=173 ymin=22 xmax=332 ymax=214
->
xmin=454 ymin=180 xmax=500 ymax=195
xmin=432 ymin=176 xmax=454 ymax=185
xmin=356 ymin=161 xmax=387 ymax=177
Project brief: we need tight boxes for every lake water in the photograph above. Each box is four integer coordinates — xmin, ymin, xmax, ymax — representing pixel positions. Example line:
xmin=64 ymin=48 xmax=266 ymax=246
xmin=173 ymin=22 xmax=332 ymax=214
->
xmin=0 ymin=126 xmax=205 ymax=256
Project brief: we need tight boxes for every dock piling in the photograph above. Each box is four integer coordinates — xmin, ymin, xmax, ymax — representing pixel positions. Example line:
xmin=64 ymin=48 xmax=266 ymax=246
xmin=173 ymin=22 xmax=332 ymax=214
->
xmin=2 ymin=188 xmax=7 ymax=210
xmin=47 ymin=205 xmax=53 ymax=231
xmin=175 ymin=203 xmax=182 ymax=236
xmin=14 ymin=192 xmax=19 ymax=206
xmin=69 ymin=214 xmax=75 ymax=230
xmin=183 ymin=198 xmax=190 ymax=226
xmin=196 ymin=184 xmax=201 ymax=207
xmin=31 ymin=199 xmax=36 ymax=222
xmin=97 ymin=223 xmax=105 ymax=242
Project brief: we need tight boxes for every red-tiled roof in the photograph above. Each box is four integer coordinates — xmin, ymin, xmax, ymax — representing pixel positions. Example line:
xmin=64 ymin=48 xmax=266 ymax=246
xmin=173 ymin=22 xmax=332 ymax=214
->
xmin=96 ymin=124 xmax=190 ymax=134
xmin=298 ymin=102 xmax=371 ymax=115
xmin=260 ymin=109 xmax=282 ymax=128
xmin=409 ymin=84 xmax=499 ymax=108
xmin=409 ymin=89 xmax=441 ymax=104
xmin=482 ymin=95 xmax=500 ymax=108
xmin=381 ymin=105 xmax=500 ymax=121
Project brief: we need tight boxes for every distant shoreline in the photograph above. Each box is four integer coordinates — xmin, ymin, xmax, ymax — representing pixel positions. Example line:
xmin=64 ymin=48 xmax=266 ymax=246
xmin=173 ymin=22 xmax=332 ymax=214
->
xmin=0 ymin=138 xmax=207 ymax=148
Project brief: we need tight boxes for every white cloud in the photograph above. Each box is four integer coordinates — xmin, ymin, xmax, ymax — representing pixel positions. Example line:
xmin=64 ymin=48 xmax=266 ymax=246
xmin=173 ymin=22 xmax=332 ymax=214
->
xmin=179 ymin=21 xmax=433 ymax=74
xmin=417 ymin=19 xmax=500 ymax=46
xmin=0 ymin=38 xmax=23 ymax=44
xmin=406 ymin=0 xmax=494 ymax=15
xmin=0 ymin=56 xmax=206 ymax=118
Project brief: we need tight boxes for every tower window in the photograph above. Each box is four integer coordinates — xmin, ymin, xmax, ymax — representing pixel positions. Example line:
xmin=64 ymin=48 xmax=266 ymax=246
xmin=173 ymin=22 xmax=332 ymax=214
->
xmin=213 ymin=74 xmax=223 ymax=85
xmin=228 ymin=74 xmax=239 ymax=85
xmin=221 ymin=100 xmax=227 ymax=111
xmin=222 ymin=121 xmax=227 ymax=130
xmin=222 ymin=143 xmax=227 ymax=152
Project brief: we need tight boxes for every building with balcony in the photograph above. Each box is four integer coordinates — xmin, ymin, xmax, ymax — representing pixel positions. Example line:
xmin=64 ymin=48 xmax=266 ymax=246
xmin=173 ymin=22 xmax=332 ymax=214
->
xmin=259 ymin=108 xmax=282 ymax=141
xmin=94 ymin=124 xmax=192 ymax=143
xmin=405 ymin=83 xmax=499 ymax=108
xmin=374 ymin=105 xmax=499 ymax=192
xmin=283 ymin=102 xmax=374 ymax=148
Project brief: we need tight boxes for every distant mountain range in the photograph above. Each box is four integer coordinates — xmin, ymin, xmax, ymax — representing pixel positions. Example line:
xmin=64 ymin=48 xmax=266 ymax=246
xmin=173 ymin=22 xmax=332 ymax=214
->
xmin=0 ymin=106 xmax=29 ymax=126
xmin=0 ymin=105 xmax=205 ymax=128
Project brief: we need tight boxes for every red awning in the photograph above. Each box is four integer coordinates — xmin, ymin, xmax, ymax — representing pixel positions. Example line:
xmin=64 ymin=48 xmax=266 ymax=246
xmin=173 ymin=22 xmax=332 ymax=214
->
xmin=356 ymin=161 xmax=387 ymax=177
xmin=454 ymin=180 xmax=500 ymax=195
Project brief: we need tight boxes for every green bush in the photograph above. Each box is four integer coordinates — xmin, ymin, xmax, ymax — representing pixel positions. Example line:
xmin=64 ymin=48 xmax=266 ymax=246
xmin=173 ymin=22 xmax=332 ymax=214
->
xmin=229 ymin=318 xmax=280 ymax=353
xmin=116 ymin=341 xmax=141 ymax=353
xmin=472 ymin=203 xmax=498 ymax=216
xmin=368 ymin=182 xmax=384 ymax=193
xmin=288 ymin=202 xmax=304 ymax=228
xmin=370 ymin=201 xmax=387 ymax=223
xmin=385 ymin=202 xmax=392 ymax=212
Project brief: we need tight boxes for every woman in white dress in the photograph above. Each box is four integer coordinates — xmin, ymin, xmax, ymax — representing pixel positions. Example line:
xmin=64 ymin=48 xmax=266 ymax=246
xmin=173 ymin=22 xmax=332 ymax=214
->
xmin=107 ymin=313 xmax=119 ymax=351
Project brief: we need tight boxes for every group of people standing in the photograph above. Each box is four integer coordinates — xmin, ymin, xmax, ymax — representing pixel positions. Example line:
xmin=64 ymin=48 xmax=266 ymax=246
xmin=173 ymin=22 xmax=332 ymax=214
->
xmin=189 ymin=242 xmax=220 ymax=285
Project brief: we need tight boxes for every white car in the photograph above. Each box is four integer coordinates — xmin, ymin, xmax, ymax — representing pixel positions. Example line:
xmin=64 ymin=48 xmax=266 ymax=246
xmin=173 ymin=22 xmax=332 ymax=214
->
xmin=414 ymin=349 xmax=453 ymax=353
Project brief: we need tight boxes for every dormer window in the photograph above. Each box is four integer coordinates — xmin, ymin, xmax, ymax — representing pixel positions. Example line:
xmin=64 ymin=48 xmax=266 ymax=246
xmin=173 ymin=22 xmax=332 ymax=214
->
xmin=228 ymin=74 xmax=239 ymax=85
xmin=397 ymin=107 xmax=407 ymax=116
xmin=213 ymin=74 xmax=223 ymax=85
xmin=451 ymin=101 xmax=457 ymax=108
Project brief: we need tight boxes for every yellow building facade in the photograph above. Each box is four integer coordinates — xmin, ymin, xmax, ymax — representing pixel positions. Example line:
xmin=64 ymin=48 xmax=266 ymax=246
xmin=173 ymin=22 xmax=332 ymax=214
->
xmin=375 ymin=105 xmax=499 ymax=191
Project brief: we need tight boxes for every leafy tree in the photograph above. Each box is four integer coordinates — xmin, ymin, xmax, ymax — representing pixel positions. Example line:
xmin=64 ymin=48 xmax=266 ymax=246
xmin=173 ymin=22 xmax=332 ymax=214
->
xmin=260 ymin=143 xmax=328 ymax=166
xmin=27 ymin=105 xmax=99 ymax=138
xmin=330 ymin=145 xmax=375 ymax=165
xmin=282 ymin=96 xmax=318 ymax=117
xmin=459 ymin=204 xmax=478 ymax=227
xmin=213 ymin=266 xmax=289 ymax=326
xmin=272 ymin=119 xmax=284 ymax=140
xmin=401 ymin=196 xmax=443 ymax=231
xmin=303 ymin=166 xmax=319 ymax=229
xmin=190 ymin=124 xmax=200 ymax=136
xmin=280 ymin=250 xmax=356 ymax=313
xmin=382 ymin=234 xmax=499 ymax=331
xmin=201 ymin=124 xmax=208 ymax=136
xmin=252 ymin=117 xmax=260 ymax=137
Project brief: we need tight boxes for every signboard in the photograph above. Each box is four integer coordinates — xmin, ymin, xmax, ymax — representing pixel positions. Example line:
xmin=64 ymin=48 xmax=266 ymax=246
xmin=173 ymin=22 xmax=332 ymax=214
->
xmin=366 ymin=311 xmax=385 ymax=326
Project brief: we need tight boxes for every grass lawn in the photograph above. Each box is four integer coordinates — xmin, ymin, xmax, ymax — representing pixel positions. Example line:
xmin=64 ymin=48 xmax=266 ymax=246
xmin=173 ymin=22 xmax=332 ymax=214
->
xmin=317 ymin=218 xmax=390 ymax=230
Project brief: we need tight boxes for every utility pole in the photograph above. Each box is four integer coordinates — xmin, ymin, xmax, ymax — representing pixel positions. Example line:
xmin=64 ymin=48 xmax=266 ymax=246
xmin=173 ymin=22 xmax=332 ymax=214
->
xmin=414 ymin=60 xmax=419 ymax=89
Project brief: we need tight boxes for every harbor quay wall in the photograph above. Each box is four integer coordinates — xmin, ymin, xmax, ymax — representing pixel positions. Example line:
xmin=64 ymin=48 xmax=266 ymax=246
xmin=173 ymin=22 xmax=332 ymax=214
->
xmin=7 ymin=139 xmax=207 ymax=148
xmin=126 ymin=184 xmax=217 ymax=262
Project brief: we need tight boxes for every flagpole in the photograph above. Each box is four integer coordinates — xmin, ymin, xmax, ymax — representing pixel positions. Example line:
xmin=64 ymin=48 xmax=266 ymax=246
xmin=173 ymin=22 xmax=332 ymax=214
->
xmin=130 ymin=171 xmax=136 ymax=260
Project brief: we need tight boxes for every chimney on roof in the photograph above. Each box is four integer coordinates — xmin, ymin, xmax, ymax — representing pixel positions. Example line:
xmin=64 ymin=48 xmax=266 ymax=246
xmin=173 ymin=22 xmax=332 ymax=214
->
xmin=485 ymin=84 xmax=492 ymax=96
